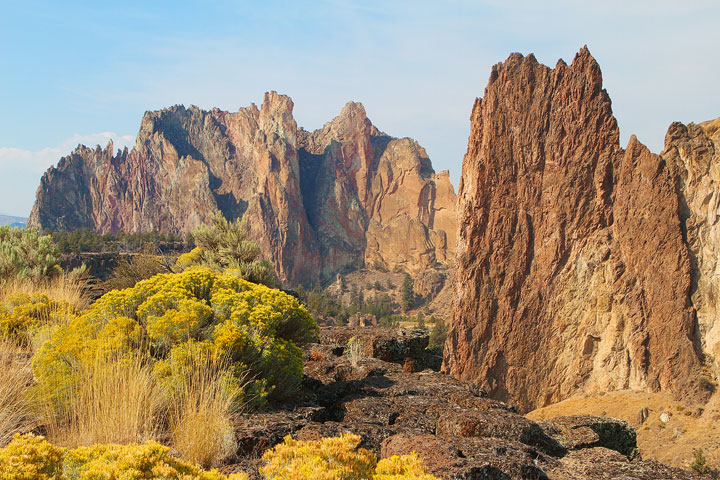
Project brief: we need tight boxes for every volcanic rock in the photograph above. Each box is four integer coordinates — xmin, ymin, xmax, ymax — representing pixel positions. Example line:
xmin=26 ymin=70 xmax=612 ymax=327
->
xmin=218 ymin=326 xmax=699 ymax=480
xmin=445 ymin=46 xmax=719 ymax=412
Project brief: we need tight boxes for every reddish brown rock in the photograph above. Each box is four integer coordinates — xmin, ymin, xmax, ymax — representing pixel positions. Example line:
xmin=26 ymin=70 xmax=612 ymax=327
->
xmin=29 ymin=94 xmax=456 ymax=286
xmin=445 ymin=47 xmax=707 ymax=411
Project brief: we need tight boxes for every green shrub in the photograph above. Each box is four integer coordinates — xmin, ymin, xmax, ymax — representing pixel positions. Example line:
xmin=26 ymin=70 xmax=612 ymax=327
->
xmin=401 ymin=274 xmax=415 ymax=312
xmin=0 ymin=434 xmax=247 ymax=480
xmin=691 ymin=448 xmax=711 ymax=475
xmin=177 ymin=211 xmax=277 ymax=287
xmin=32 ymin=267 xmax=317 ymax=411
xmin=0 ymin=227 xmax=60 ymax=282
xmin=429 ymin=318 xmax=448 ymax=350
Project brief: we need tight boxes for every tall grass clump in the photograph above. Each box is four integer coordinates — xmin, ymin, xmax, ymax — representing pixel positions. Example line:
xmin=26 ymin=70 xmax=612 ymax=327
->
xmin=0 ymin=339 xmax=35 ymax=446
xmin=0 ymin=272 xmax=89 ymax=313
xmin=42 ymin=353 xmax=164 ymax=448
xmin=169 ymin=353 xmax=246 ymax=468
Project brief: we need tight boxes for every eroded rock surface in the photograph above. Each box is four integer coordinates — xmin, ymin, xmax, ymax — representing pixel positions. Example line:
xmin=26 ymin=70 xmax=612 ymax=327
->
xmin=29 ymin=95 xmax=456 ymax=286
xmin=446 ymin=46 xmax=718 ymax=412
xmin=219 ymin=327 xmax=699 ymax=480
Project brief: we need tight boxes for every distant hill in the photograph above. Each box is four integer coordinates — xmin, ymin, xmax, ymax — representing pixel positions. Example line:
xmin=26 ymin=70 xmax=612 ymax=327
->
xmin=0 ymin=213 xmax=27 ymax=228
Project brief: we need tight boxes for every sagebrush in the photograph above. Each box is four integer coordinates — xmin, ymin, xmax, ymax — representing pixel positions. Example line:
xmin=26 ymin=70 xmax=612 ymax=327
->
xmin=32 ymin=266 xmax=317 ymax=412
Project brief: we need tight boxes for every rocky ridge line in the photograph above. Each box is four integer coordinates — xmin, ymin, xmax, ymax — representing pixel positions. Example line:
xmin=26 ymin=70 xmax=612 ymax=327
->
xmin=28 ymin=94 xmax=456 ymax=287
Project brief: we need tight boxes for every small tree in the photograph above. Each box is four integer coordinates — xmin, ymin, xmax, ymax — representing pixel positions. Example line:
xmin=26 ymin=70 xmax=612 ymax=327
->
xmin=430 ymin=317 xmax=448 ymax=350
xmin=416 ymin=312 xmax=426 ymax=330
xmin=176 ymin=211 xmax=277 ymax=287
xmin=401 ymin=273 xmax=414 ymax=312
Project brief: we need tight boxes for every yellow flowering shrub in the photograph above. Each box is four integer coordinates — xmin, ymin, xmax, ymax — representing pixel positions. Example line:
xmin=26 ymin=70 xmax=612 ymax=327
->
xmin=0 ymin=292 xmax=76 ymax=345
xmin=175 ymin=247 xmax=204 ymax=271
xmin=0 ymin=433 xmax=65 ymax=480
xmin=260 ymin=434 xmax=439 ymax=480
xmin=260 ymin=433 xmax=376 ymax=480
xmin=374 ymin=454 xmax=439 ymax=480
xmin=0 ymin=434 xmax=248 ymax=480
xmin=32 ymin=267 xmax=317 ymax=408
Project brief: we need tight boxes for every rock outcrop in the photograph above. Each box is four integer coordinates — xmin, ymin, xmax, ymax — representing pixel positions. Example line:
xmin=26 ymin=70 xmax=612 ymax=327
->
xmin=28 ymin=94 xmax=456 ymax=286
xmin=218 ymin=326 xmax=700 ymax=480
xmin=446 ymin=46 xmax=719 ymax=412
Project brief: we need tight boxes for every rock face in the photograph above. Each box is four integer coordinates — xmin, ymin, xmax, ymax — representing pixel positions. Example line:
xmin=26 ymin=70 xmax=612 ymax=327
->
xmin=28 ymin=94 xmax=456 ymax=286
xmin=446 ymin=46 xmax=719 ymax=412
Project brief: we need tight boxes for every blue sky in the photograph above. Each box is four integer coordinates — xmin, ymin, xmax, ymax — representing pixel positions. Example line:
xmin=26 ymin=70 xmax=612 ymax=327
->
xmin=1 ymin=0 xmax=718 ymax=217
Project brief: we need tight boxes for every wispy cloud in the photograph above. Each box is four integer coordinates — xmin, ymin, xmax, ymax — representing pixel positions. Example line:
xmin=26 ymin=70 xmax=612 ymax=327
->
xmin=0 ymin=132 xmax=133 ymax=217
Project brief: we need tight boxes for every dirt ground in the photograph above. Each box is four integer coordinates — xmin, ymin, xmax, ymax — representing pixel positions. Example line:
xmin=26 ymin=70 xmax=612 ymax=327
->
xmin=527 ymin=390 xmax=720 ymax=471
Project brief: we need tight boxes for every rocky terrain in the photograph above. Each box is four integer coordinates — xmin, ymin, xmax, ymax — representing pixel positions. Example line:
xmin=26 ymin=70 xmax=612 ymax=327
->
xmin=528 ymin=389 xmax=720 ymax=471
xmin=445 ymin=46 xmax=720 ymax=413
xmin=28 ymin=95 xmax=456 ymax=286
xmin=219 ymin=326 xmax=701 ymax=479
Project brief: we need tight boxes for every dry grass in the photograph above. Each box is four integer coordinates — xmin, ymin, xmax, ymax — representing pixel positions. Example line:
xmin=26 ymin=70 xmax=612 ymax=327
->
xmin=527 ymin=390 xmax=720 ymax=471
xmin=0 ymin=339 xmax=36 ymax=446
xmin=44 ymin=353 xmax=164 ymax=447
xmin=0 ymin=272 xmax=90 ymax=312
xmin=168 ymin=355 xmax=244 ymax=468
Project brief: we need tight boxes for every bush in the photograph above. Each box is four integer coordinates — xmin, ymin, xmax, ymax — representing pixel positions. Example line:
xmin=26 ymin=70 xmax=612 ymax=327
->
xmin=32 ymin=267 xmax=317 ymax=412
xmin=0 ymin=434 xmax=247 ymax=480
xmin=691 ymin=447 xmax=711 ymax=475
xmin=178 ymin=211 xmax=277 ymax=287
xmin=375 ymin=454 xmax=440 ymax=480
xmin=429 ymin=318 xmax=448 ymax=350
xmin=260 ymin=433 xmax=439 ymax=480
xmin=260 ymin=433 xmax=376 ymax=480
xmin=102 ymin=245 xmax=173 ymax=291
xmin=0 ymin=226 xmax=60 ymax=281
xmin=0 ymin=433 xmax=64 ymax=480
xmin=0 ymin=292 xmax=76 ymax=346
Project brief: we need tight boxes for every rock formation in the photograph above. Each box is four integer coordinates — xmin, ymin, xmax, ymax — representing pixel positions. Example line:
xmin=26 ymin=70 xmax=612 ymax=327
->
xmin=445 ymin=46 xmax=719 ymax=412
xmin=28 ymin=93 xmax=456 ymax=286
xmin=219 ymin=326 xmax=700 ymax=480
